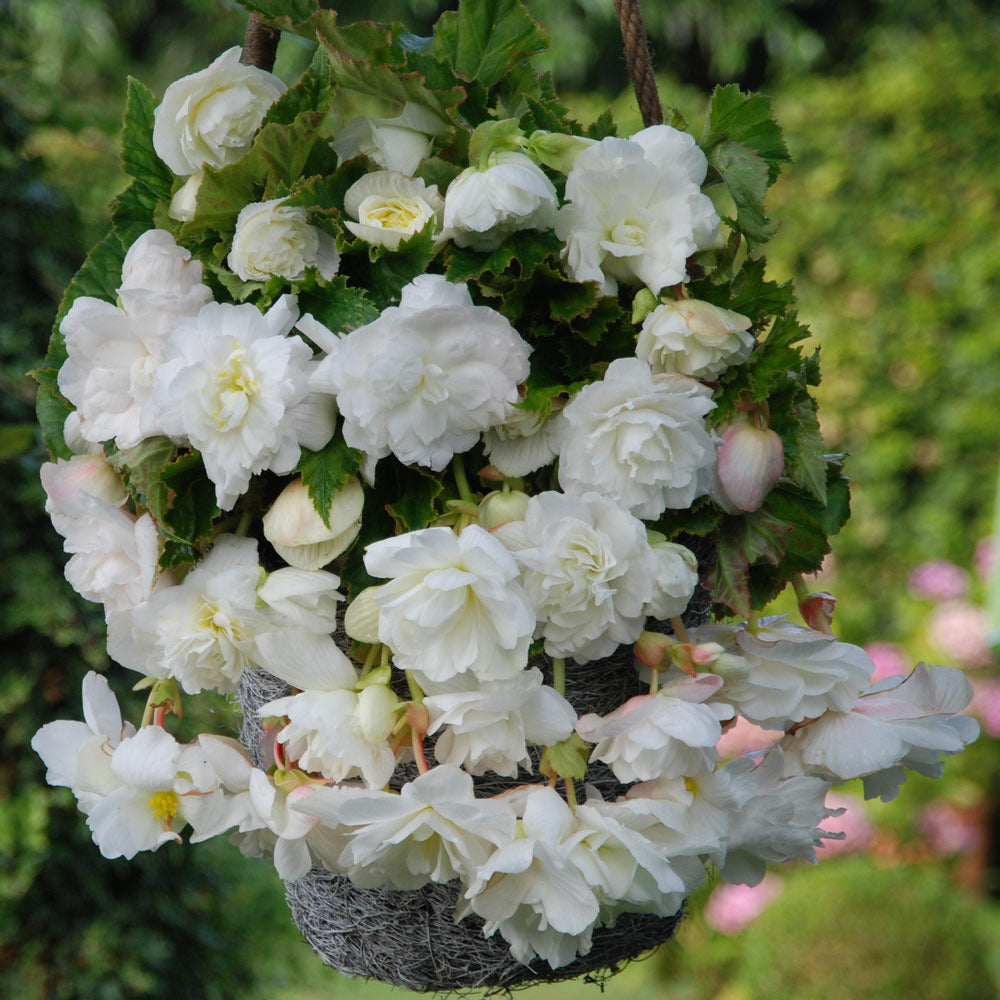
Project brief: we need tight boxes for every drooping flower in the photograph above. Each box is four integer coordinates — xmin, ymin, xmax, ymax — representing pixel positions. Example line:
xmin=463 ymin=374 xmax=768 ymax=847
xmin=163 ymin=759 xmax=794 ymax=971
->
xmin=636 ymin=298 xmax=754 ymax=379
xmin=556 ymin=125 xmax=720 ymax=295
xmin=494 ymin=490 xmax=658 ymax=662
xmin=441 ymin=151 xmax=558 ymax=251
xmin=482 ymin=405 xmax=568 ymax=478
xmin=424 ymin=668 xmax=577 ymax=777
xmin=558 ymin=357 xmax=716 ymax=519
xmin=646 ymin=535 xmax=700 ymax=621
xmin=715 ymin=418 xmax=785 ymax=512
xmin=153 ymin=47 xmax=286 ymax=176
xmin=308 ymin=275 xmax=530 ymax=472
xmin=365 ymin=524 xmax=534 ymax=684
xmin=228 ymin=199 xmax=340 ymax=282
xmin=58 ymin=230 xmax=213 ymax=449
xmin=151 ymin=295 xmax=335 ymax=510
xmin=576 ymin=673 xmax=732 ymax=782
xmin=343 ymin=171 xmax=444 ymax=250
xmin=331 ymin=102 xmax=447 ymax=175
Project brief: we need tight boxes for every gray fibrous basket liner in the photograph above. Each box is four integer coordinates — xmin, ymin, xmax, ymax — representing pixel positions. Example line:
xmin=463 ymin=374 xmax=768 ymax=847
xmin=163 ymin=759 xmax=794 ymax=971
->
xmin=236 ymin=535 xmax=714 ymax=990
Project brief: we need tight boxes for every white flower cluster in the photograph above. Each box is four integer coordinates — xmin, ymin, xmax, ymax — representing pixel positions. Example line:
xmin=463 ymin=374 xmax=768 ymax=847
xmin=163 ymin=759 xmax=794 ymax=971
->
xmin=33 ymin=43 xmax=980 ymax=979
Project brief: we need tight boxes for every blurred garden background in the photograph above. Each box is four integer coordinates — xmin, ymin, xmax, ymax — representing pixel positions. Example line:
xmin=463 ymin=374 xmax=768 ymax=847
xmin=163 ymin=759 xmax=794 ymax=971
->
xmin=2 ymin=0 xmax=999 ymax=996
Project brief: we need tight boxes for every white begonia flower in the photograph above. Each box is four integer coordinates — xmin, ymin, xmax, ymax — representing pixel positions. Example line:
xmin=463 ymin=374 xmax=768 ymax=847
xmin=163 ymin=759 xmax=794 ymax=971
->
xmin=694 ymin=617 xmax=874 ymax=729
xmin=256 ymin=565 xmax=342 ymax=632
xmin=83 ymin=724 xmax=190 ymax=860
xmin=570 ymin=797 xmax=704 ymax=921
xmin=365 ymin=524 xmax=535 ymax=685
xmin=58 ymin=230 xmax=213 ymax=450
xmin=781 ymin=663 xmax=980 ymax=800
xmin=576 ymin=673 xmax=733 ymax=783
xmin=636 ymin=298 xmax=754 ymax=380
xmin=107 ymin=535 xmax=272 ymax=695
xmin=228 ymin=198 xmax=340 ymax=282
xmin=646 ymin=536 xmax=700 ymax=621
xmin=482 ymin=404 xmax=568 ymax=478
xmin=494 ymin=490 xmax=657 ymax=663
xmin=424 ymin=668 xmax=577 ymax=777
xmin=556 ymin=125 xmax=720 ymax=295
xmin=262 ymin=476 xmax=363 ymax=571
xmin=168 ymin=172 xmax=202 ymax=221
xmin=255 ymin=630 xmax=397 ymax=788
xmin=177 ymin=734 xmax=259 ymax=844
xmin=31 ymin=671 xmax=134 ymax=814
xmin=331 ymin=102 xmax=447 ymax=175
xmin=343 ymin=171 xmax=445 ymax=250
xmin=308 ymin=274 xmax=531 ymax=472
xmin=151 ymin=295 xmax=335 ymax=511
xmin=40 ymin=455 xmax=127 ymax=527
xmin=440 ymin=150 xmax=559 ymax=251
xmin=558 ymin=357 xmax=716 ymax=519
xmin=342 ymin=586 xmax=382 ymax=644
xmin=297 ymin=765 xmax=517 ymax=890
xmin=460 ymin=785 xmax=600 ymax=969
xmin=153 ymin=46 xmax=286 ymax=176
xmin=710 ymin=749 xmax=839 ymax=886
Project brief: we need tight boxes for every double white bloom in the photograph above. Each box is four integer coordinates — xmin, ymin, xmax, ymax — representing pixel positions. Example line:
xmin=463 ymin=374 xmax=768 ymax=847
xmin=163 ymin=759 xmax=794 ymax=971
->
xmin=343 ymin=171 xmax=444 ymax=250
xmin=308 ymin=275 xmax=530 ymax=472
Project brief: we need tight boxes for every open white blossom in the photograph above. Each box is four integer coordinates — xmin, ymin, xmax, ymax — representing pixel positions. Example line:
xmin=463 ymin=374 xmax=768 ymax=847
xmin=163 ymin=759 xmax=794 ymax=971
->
xmin=298 ymin=765 xmax=516 ymax=889
xmin=366 ymin=525 xmax=534 ymax=684
xmin=460 ymin=785 xmax=599 ymax=969
xmin=441 ymin=151 xmax=558 ymax=251
xmin=309 ymin=275 xmax=530 ymax=471
xmin=556 ymin=125 xmax=720 ymax=294
xmin=40 ymin=454 xmax=127 ymax=532
xmin=558 ymin=357 xmax=716 ymax=519
xmin=576 ymin=673 xmax=733 ymax=782
xmin=332 ymin=102 xmax=447 ymax=175
xmin=425 ymin=669 xmax=577 ymax=777
xmin=695 ymin=617 xmax=874 ymax=729
xmin=646 ymin=537 xmax=700 ymax=620
xmin=494 ymin=490 xmax=657 ymax=662
xmin=228 ymin=198 xmax=339 ymax=282
xmin=482 ymin=405 xmax=568 ymax=478
xmin=107 ymin=535 xmax=271 ymax=695
xmin=58 ymin=230 xmax=213 ymax=449
xmin=343 ymin=171 xmax=444 ymax=250
xmin=151 ymin=295 xmax=335 ymax=510
xmin=781 ymin=663 xmax=980 ymax=799
xmin=256 ymin=565 xmax=343 ymax=632
xmin=636 ymin=298 xmax=754 ymax=379
xmin=153 ymin=46 xmax=286 ymax=176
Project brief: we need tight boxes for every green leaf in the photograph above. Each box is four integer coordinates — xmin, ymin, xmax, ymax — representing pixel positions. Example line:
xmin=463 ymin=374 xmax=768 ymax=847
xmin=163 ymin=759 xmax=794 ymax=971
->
xmin=161 ymin=453 xmax=219 ymax=551
xmin=701 ymin=85 xmax=789 ymax=181
xmin=32 ymin=378 xmax=73 ymax=461
xmin=233 ymin=0 xmax=318 ymax=25
xmin=121 ymin=77 xmax=174 ymax=202
xmin=431 ymin=0 xmax=549 ymax=89
xmin=418 ymin=156 xmax=463 ymax=194
xmin=364 ymin=225 xmax=440 ymax=308
xmin=540 ymin=732 xmax=590 ymax=781
xmin=444 ymin=229 xmax=561 ymax=284
xmin=110 ymin=437 xmax=178 ymax=518
xmin=584 ymin=108 xmax=617 ymax=140
xmin=707 ymin=508 xmax=794 ymax=617
xmin=298 ymin=275 xmax=380 ymax=334
xmin=263 ymin=47 xmax=337 ymax=127
xmin=111 ymin=180 xmax=161 ymax=248
xmin=386 ymin=468 xmax=444 ymax=533
xmin=655 ymin=497 xmax=723 ymax=539
xmin=709 ymin=140 xmax=777 ymax=247
xmin=295 ymin=434 xmax=363 ymax=528
xmin=782 ymin=395 xmax=828 ymax=504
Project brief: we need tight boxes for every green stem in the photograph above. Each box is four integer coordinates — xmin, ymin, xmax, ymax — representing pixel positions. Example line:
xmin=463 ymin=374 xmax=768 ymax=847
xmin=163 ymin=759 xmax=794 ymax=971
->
xmin=452 ymin=456 xmax=474 ymax=503
xmin=359 ymin=644 xmax=380 ymax=679
xmin=406 ymin=669 xmax=424 ymax=703
xmin=564 ymin=777 xmax=578 ymax=810
xmin=790 ymin=574 xmax=810 ymax=603
xmin=669 ymin=616 xmax=690 ymax=643
xmin=552 ymin=657 xmax=566 ymax=697
xmin=235 ymin=510 xmax=254 ymax=537
xmin=648 ymin=667 xmax=660 ymax=695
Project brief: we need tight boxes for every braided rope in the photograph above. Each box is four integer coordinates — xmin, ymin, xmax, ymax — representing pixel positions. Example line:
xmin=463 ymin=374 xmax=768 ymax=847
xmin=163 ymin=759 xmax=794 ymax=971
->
xmin=614 ymin=0 xmax=664 ymax=127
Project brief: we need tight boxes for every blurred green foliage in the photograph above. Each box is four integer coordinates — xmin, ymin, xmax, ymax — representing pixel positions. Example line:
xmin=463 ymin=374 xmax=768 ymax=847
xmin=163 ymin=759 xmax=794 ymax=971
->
xmin=3 ymin=0 xmax=1000 ymax=997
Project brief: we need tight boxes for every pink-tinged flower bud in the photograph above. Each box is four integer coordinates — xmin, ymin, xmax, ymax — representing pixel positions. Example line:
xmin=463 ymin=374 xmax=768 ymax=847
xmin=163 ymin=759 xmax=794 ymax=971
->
xmin=716 ymin=420 xmax=784 ymax=512
xmin=478 ymin=489 xmax=530 ymax=531
xmin=799 ymin=590 xmax=836 ymax=634
xmin=40 ymin=455 xmax=127 ymax=518
xmin=635 ymin=630 xmax=678 ymax=670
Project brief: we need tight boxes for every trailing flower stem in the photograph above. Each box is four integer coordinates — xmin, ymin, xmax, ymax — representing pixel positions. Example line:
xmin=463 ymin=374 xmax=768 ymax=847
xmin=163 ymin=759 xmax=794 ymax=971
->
xmin=552 ymin=657 xmax=566 ymax=696
xmin=669 ymin=616 xmax=690 ymax=643
xmin=452 ymin=455 xmax=474 ymax=503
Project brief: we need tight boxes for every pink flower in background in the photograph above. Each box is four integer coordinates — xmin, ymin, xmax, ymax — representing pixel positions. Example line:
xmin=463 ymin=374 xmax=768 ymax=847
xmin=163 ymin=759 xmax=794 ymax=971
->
xmin=917 ymin=801 xmax=982 ymax=856
xmin=815 ymin=792 xmax=874 ymax=858
xmin=908 ymin=559 xmax=969 ymax=601
xmin=704 ymin=875 xmax=783 ymax=935
xmin=969 ymin=679 xmax=1000 ymax=737
xmin=928 ymin=601 xmax=992 ymax=667
xmin=974 ymin=537 xmax=995 ymax=580
xmin=715 ymin=716 xmax=782 ymax=759
xmin=864 ymin=641 xmax=909 ymax=683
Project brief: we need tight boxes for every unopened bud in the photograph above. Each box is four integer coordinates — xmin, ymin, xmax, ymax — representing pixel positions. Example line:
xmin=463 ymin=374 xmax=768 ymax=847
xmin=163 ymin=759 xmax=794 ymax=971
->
xmin=716 ymin=419 xmax=784 ymax=512
xmin=478 ymin=489 xmax=530 ymax=531
xmin=357 ymin=684 xmax=400 ymax=743
xmin=799 ymin=590 xmax=836 ymax=634
xmin=343 ymin=587 xmax=382 ymax=644
xmin=635 ymin=630 xmax=678 ymax=670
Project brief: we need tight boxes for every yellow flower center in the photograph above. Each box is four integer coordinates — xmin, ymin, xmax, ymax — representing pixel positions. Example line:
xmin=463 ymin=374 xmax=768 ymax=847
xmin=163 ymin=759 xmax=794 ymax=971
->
xmin=148 ymin=790 xmax=179 ymax=821
xmin=684 ymin=776 xmax=698 ymax=798
xmin=210 ymin=348 xmax=258 ymax=430
xmin=359 ymin=195 xmax=428 ymax=233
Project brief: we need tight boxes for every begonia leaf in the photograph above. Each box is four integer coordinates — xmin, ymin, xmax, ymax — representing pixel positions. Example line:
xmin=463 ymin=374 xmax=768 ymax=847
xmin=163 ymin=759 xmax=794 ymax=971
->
xmin=430 ymin=0 xmax=548 ymax=90
xmin=655 ymin=496 xmax=723 ymax=540
xmin=295 ymin=433 xmax=363 ymax=528
xmin=701 ymin=85 xmax=789 ymax=183
xmin=709 ymin=140 xmax=777 ymax=247
xmin=298 ymin=275 xmax=380 ymax=335
xmin=365 ymin=225 xmax=440 ymax=308
xmin=121 ymin=77 xmax=175 ymax=202
xmin=112 ymin=180 xmax=162 ymax=248
xmin=540 ymin=732 xmax=590 ymax=781
xmin=110 ymin=436 xmax=177 ymax=519
xmin=32 ymin=368 xmax=74 ymax=462
xmin=782 ymin=394 xmax=828 ymax=504
xmin=417 ymin=156 xmax=463 ymax=194
xmin=232 ymin=0 xmax=318 ymax=28
xmin=584 ymin=108 xmax=618 ymax=140
xmin=386 ymin=467 xmax=444 ymax=534
xmin=263 ymin=47 xmax=337 ymax=127
xmin=444 ymin=230 xmax=561 ymax=284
